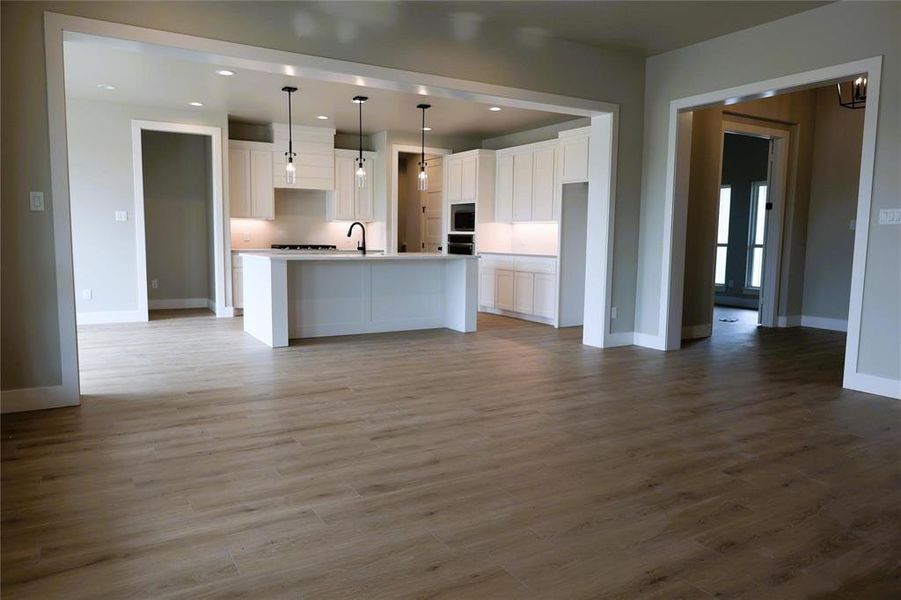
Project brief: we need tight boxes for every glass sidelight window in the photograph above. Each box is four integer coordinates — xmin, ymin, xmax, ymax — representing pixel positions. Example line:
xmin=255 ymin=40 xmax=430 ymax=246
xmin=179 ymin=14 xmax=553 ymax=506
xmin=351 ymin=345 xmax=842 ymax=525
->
xmin=715 ymin=186 xmax=731 ymax=287
xmin=746 ymin=182 xmax=767 ymax=289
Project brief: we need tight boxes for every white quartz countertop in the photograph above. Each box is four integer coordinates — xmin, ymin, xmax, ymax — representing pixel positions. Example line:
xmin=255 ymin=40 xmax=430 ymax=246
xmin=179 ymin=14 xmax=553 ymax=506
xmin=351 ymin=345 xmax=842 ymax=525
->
xmin=240 ymin=251 xmax=477 ymax=261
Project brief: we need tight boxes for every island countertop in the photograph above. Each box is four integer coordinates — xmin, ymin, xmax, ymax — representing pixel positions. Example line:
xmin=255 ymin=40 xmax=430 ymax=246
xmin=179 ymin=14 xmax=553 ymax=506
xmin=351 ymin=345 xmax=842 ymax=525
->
xmin=240 ymin=252 xmax=478 ymax=262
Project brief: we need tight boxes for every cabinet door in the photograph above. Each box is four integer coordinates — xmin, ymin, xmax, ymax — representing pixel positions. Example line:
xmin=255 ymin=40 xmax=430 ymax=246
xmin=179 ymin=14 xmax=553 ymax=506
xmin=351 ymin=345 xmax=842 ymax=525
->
xmin=514 ymin=271 xmax=535 ymax=314
xmin=561 ymin=135 xmax=589 ymax=183
xmin=355 ymin=157 xmax=374 ymax=221
xmin=533 ymin=273 xmax=556 ymax=319
xmin=531 ymin=146 xmax=555 ymax=221
xmin=495 ymin=154 xmax=514 ymax=223
xmin=228 ymin=147 xmax=251 ymax=218
xmin=250 ymin=149 xmax=274 ymax=219
xmin=512 ymin=152 xmax=533 ymax=221
xmin=446 ymin=158 xmax=462 ymax=203
xmin=461 ymin=156 xmax=477 ymax=201
xmin=479 ymin=268 xmax=496 ymax=308
xmin=334 ymin=155 xmax=355 ymax=221
xmin=495 ymin=270 xmax=515 ymax=310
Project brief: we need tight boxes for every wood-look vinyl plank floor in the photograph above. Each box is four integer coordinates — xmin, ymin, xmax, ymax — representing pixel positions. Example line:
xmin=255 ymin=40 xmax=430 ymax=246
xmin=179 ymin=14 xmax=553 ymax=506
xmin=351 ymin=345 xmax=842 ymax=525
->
xmin=2 ymin=309 xmax=899 ymax=598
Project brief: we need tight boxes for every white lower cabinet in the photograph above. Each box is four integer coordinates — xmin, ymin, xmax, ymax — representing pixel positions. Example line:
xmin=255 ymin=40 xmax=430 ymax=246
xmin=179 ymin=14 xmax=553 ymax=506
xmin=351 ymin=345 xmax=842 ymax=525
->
xmin=232 ymin=253 xmax=244 ymax=309
xmin=479 ymin=254 xmax=556 ymax=324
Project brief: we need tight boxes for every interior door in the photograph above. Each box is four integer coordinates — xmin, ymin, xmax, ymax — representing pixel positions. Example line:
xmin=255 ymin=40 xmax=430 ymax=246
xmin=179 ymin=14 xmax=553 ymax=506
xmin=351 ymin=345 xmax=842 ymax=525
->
xmin=422 ymin=157 xmax=443 ymax=252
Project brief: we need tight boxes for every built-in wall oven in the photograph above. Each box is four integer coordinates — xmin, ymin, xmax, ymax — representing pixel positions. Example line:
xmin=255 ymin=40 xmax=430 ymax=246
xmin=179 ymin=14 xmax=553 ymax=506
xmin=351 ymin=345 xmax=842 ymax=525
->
xmin=450 ymin=203 xmax=475 ymax=233
xmin=446 ymin=234 xmax=475 ymax=255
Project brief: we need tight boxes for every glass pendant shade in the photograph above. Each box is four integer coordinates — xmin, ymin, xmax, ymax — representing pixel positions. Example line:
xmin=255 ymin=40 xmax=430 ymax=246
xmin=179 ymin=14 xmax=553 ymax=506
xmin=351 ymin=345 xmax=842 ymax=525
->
xmin=355 ymin=159 xmax=367 ymax=188
xmin=285 ymin=159 xmax=296 ymax=184
xmin=418 ymin=166 xmax=428 ymax=191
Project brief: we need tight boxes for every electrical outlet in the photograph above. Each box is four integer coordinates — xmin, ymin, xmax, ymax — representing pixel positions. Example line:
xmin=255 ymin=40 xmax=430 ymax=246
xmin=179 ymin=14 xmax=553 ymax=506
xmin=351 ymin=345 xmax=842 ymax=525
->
xmin=610 ymin=306 xmax=617 ymax=319
xmin=151 ymin=279 xmax=159 ymax=289
xmin=82 ymin=289 xmax=92 ymax=300
xmin=115 ymin=210 xmax=128 ymax=222
xmin=29 ymin=192 xmax=45 ymax=212
xmin=242 ymin=231 xmax=250 ymax=242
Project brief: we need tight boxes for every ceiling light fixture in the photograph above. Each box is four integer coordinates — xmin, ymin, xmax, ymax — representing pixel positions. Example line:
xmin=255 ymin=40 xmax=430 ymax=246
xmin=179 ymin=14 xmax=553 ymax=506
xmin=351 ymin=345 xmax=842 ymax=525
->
xmin=97 ymin=84 xmax=116 ymax=90
xmin=489 ymin=106 xmax=502 ymax=112
xmin=282 ymin=86 xmax=298 ymax=184
xmin=189 ymin=101 xmax=204 ymax=107
xmin=417 ymin=103 xmax=431 ymax=191
xmin=353 ymin=95 xmax=368 ymax=188
xmin=837 ymin=77 xmax=867 ymax=109
xmin=317 ymin=115 xmax=329 ymax=120
xmin=216 ymin=69 xmax=235 ymax=76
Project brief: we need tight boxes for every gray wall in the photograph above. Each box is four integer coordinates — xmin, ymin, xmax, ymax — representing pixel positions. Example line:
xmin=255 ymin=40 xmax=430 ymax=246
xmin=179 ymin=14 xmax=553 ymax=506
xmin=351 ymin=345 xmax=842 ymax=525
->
xmin=637 ymin=1 xmax=899 ymax=380
xmin=801 ymin=87 xmax=865 ymax=322
xmin=142 ymin=131 xmax=213 ymax=304
xmin=65 ymin=98 xmax=224 ymax=318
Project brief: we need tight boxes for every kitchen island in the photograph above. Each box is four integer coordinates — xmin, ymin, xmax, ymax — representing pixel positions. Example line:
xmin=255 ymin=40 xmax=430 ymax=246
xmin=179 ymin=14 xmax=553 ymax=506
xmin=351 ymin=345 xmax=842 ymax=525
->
xmin=240 ymin=252 xmax=479 ymax=347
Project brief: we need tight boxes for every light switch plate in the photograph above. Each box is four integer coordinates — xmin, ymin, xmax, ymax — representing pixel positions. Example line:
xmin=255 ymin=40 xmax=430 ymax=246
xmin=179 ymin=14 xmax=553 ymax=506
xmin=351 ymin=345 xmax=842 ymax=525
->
xmin=878 ymin=208 xmax=901 ymax=225
xmin=29 ymin=192 xmax=44 ymax=212
xmin=82 ymin=289 xmax=92 ymax=300
xmin=115 ymin=210 xmax=128 ymax=222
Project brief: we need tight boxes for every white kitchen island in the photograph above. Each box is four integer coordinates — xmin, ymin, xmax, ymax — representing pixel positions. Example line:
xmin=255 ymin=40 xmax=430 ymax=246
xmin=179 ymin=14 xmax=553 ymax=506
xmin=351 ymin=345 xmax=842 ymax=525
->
xmin=241 ymin=252 xmax=479 ymax=347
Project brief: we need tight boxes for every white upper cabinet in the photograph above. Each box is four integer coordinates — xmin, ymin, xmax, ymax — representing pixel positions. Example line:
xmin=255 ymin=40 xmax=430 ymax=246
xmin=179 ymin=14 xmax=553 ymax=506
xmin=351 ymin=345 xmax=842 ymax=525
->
xmin=495 ymin=140 xmax=558 ymax=223
xmin=443 ymin=150 xmax=496 ymax=239
xmin=531 ymin=146 xmax=556 ymax=221
xmin=327 ymin=149 xmax=376 ymax=222
xmin=229 ymin=140 xmax=274 ymax=219
xmin=558 ymin=126 xmax=590 ymax=184
xmin=495 ymin=153 xmax=514 ymax=222
xmin=446 ymin=158 xmax=463 ymax=203
xmin=461 ymin=156 xmax=477 ymax=201
xmin=271 ymin=124 xmax=335 ymax=190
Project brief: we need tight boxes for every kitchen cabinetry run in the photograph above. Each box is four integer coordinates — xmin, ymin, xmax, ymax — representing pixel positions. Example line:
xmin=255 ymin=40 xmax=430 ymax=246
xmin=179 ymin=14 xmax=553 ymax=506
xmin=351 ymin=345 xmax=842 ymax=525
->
xmin=478 ymin=254 xmax=557 ymax=324
xmin=229 ymin=141 xmax=274 ymax=219
xmin=495 ymin=140 xmax=557 ymax=223
xmin=327 ymin=149 xmax=376 ymax=222
xmin=444 ymin=150 xmax=496 ymax=234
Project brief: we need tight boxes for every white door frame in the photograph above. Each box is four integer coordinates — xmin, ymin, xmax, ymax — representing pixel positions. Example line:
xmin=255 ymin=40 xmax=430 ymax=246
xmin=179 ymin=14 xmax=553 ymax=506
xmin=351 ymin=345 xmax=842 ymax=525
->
xmin=131 ymin=120 xmax=227 ymax=322
xmin=654 ymin=56 xmax=884 ymax=398
xmin=719 ymin=117 xmax=791 ymax=329
xmin=40 ymin=12 xmax=619 ymax=411
xmin=390 ymin=144 xmax=451 ymax=254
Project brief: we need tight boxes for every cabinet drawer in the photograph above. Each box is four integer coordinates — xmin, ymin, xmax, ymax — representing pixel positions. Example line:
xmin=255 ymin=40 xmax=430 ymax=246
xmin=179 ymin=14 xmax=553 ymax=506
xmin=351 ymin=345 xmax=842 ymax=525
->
xmin=515 ymin=258 xmax=556 ymax=275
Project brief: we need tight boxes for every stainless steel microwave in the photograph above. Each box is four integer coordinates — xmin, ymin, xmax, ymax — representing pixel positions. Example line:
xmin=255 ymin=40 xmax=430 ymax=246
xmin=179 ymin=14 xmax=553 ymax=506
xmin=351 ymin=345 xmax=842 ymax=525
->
xmin=450 ymin=203 xmax=475 ymax=232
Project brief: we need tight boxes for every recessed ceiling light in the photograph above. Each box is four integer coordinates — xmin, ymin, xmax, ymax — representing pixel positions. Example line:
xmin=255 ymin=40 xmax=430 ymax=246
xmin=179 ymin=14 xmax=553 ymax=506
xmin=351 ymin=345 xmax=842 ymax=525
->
xmin=97 ymin=84 xmax=116 ymax=91
xmin=189 ymin=101 xmax=204 ymax=107
xmin=489 ymin=106 xmax=502 ymax=112
xmin=216 ymin=69 xmax=235 ymax=76
xmin=317 ymin=115 xmax=329 ymax=120
xmin=422 ymin=127 xmax=432 ymax=131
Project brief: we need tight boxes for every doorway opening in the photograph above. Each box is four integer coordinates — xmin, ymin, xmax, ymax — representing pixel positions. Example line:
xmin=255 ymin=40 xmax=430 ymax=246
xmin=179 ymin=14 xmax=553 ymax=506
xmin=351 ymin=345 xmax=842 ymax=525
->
xmin=396 ymin=152 xmax=443 ymax=253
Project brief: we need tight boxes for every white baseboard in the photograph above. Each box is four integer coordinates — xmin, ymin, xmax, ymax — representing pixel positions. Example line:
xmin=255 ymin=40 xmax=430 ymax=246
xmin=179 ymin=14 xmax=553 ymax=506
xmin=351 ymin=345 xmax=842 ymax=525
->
xmin=207 ymin=298 xmax=217 ymax=312
xmin=604 ymin=331 xmax=635 ymax=347
xmin=77 ymin=309 xmax=146 ymax=324
xmin=633 ymin=332 xmax=667 ymax=350
xmin=149 ymin=297 xmax=211 ymax=310
xmin=682 ymin=323 xmax=712 ymax=339
xmin=844 ymin=371 xmax=901 ymax=400
xmin=801 ymin=315 xmax=848 ymax=332
xmin=1 ymin=385 xmax=78 ymax=413
xmin=777 ymin=315 xmax=802 ymax=328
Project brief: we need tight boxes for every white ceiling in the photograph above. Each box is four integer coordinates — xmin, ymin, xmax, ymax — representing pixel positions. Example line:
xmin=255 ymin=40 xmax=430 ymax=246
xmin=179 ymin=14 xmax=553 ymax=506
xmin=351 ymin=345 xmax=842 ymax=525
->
xmin=63 ymin=38 xmax=574 ymax=139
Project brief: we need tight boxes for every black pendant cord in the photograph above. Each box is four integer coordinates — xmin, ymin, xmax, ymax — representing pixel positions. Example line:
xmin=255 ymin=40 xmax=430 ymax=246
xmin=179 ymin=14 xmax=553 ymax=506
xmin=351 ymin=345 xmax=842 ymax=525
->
xmin=282 ymin=86 xmax=298 ymax=160
xmin=416 ymin=103 xmax=431 ymax=172
xmin=358 ymin=99 xmax=363 ymax=164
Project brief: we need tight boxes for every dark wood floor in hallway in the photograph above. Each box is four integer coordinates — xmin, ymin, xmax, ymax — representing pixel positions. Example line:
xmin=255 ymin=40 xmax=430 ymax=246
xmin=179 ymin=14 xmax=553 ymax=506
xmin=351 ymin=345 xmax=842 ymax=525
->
xmin=2 ymin=312 xmax=899 ymax=598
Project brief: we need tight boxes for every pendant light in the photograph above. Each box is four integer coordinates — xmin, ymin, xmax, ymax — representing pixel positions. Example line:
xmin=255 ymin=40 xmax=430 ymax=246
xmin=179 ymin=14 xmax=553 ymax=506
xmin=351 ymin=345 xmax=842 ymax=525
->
xmin=417 ymin=103 xmax=431 ymax=191
xmin=282 ymin=86 xmax=298 ymax=184
xmin=353 ymin=96 xmax=368 ymax=188
xmin=836 ymin=77 xmax=867 ymax=109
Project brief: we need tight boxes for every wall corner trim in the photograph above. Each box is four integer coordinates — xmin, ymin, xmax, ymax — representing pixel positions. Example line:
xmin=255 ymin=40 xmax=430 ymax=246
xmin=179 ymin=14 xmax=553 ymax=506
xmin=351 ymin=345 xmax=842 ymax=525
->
xmin=633 ymin=332 xmax=667 ymax=351
xmin=1 ymin=385 xmax=78 ymax=414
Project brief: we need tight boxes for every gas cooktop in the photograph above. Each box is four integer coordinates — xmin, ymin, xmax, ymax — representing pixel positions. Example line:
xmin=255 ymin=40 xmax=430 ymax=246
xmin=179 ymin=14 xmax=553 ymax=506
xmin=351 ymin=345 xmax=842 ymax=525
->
xmin=271 ymin=244 xmax=338 ymax=251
